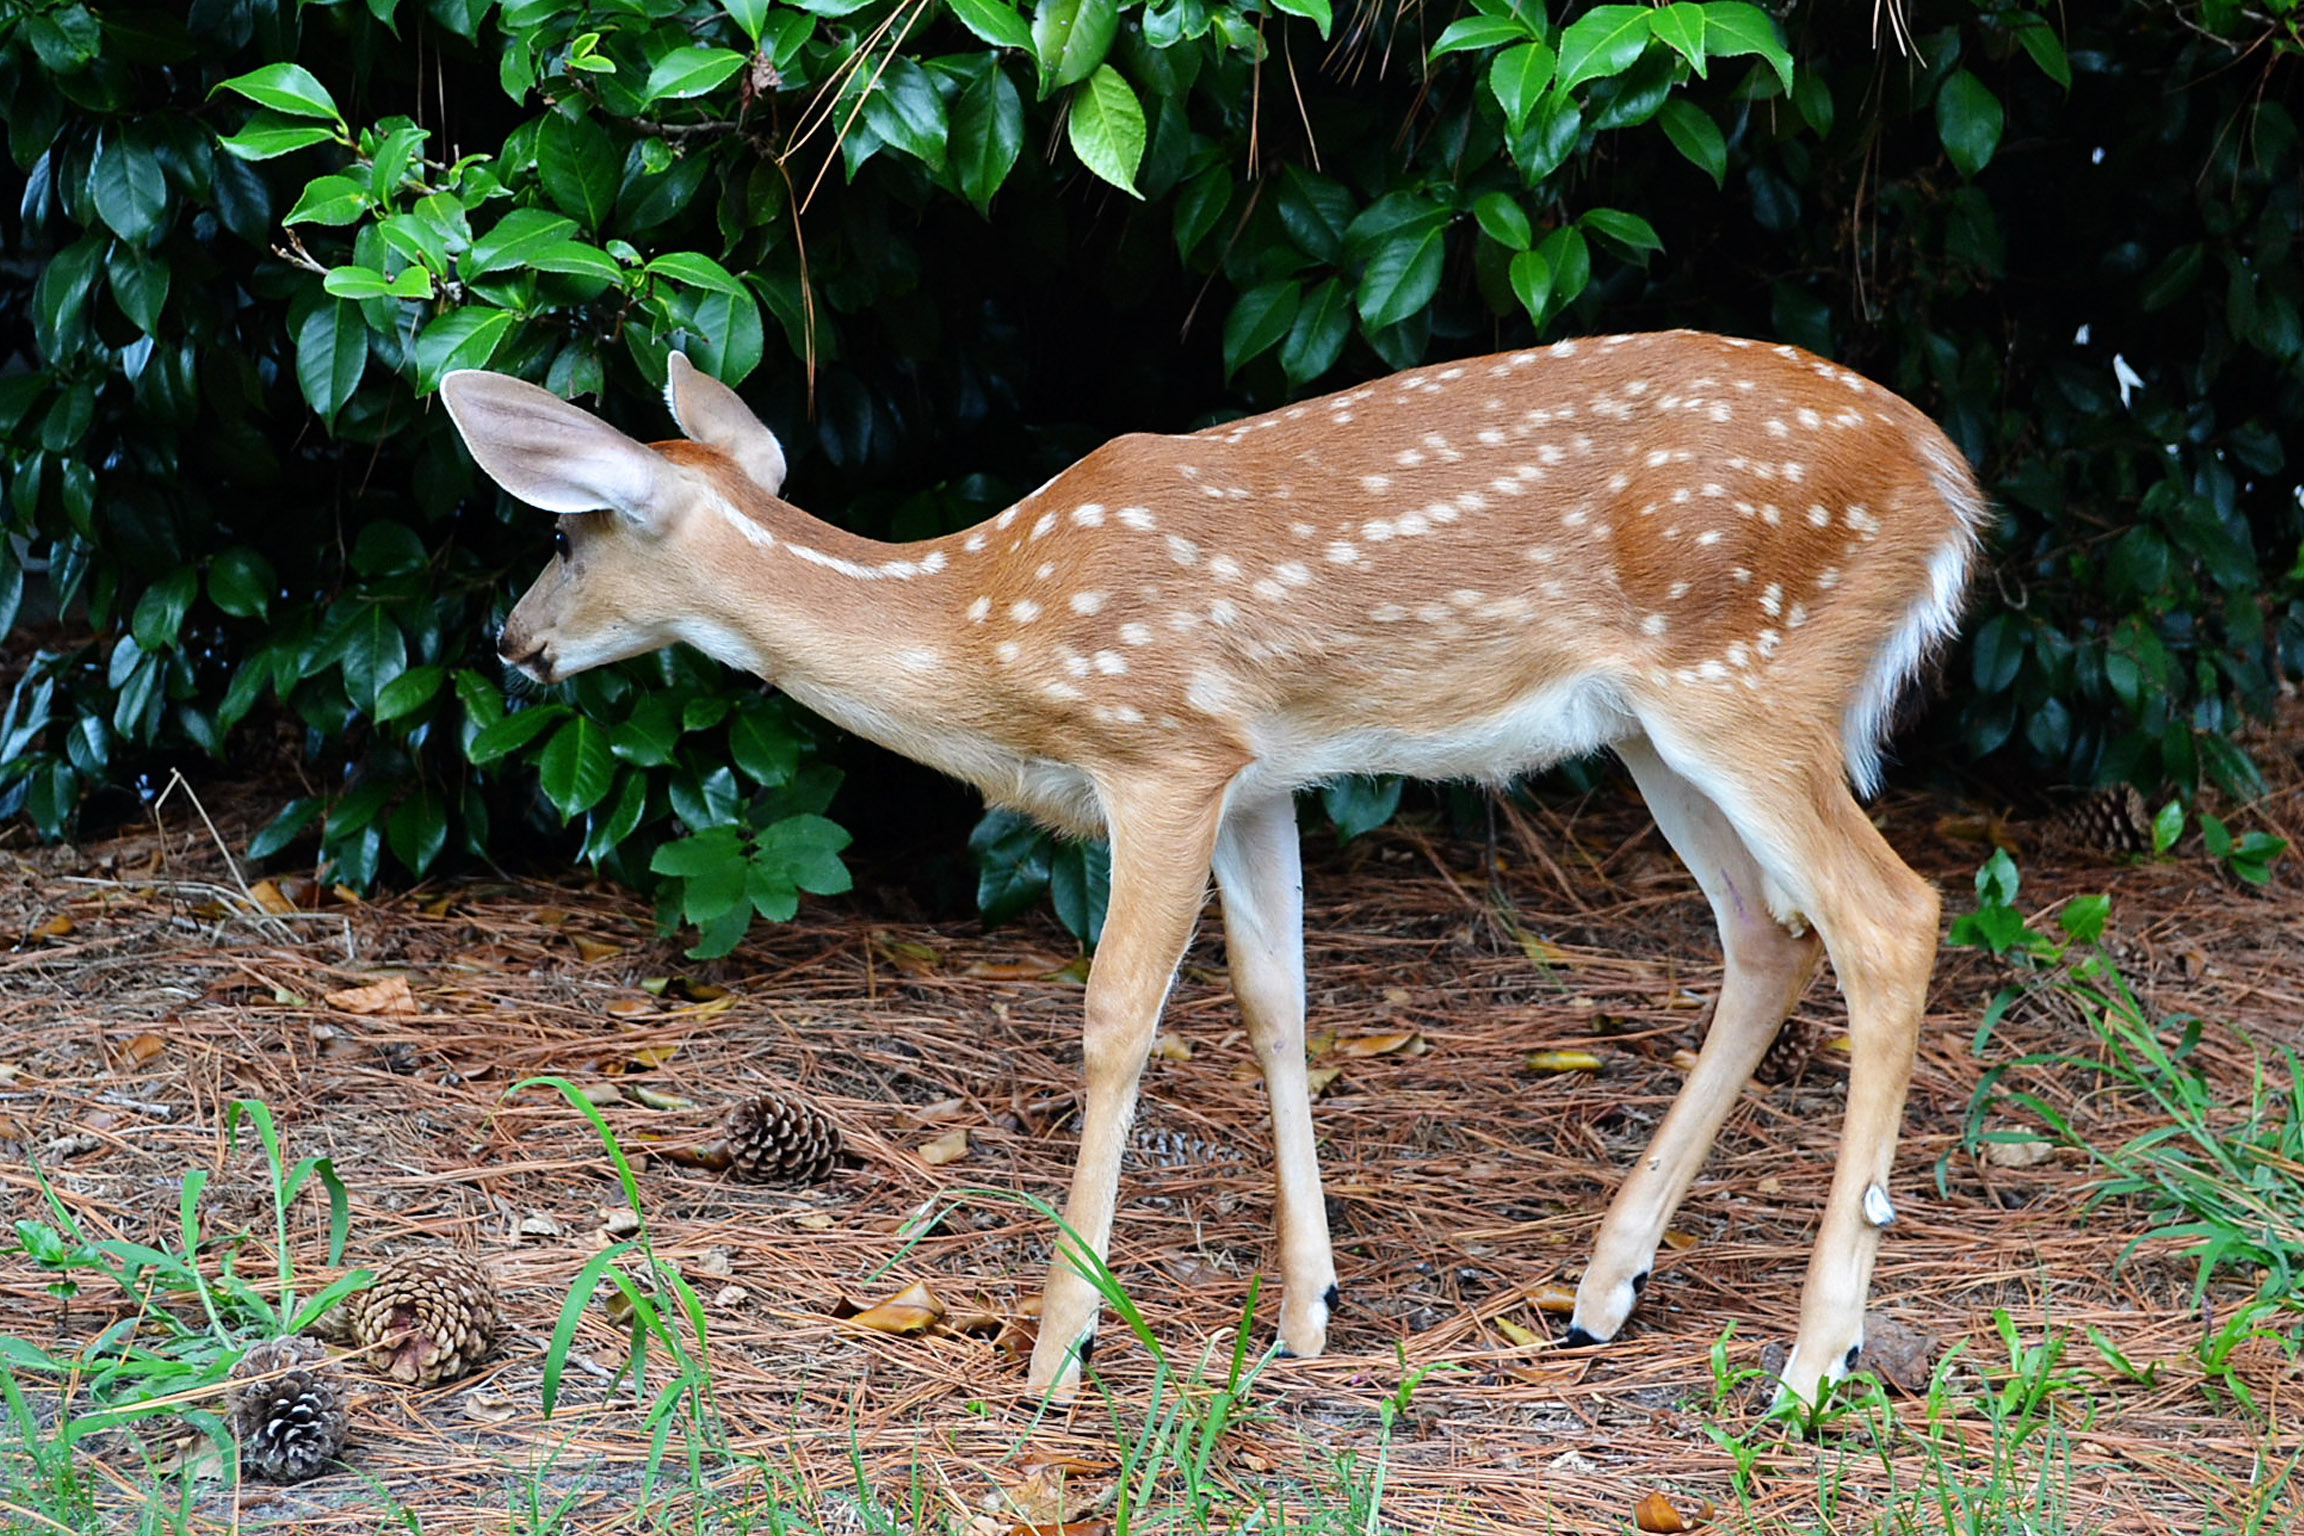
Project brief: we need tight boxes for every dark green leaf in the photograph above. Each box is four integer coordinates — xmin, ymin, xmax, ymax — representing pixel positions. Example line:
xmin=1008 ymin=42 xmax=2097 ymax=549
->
xmin=1049 ymin=838 xmax=1109 ymax=943
xmin=1277 ymin=165 xmax=1355 ymax=264
xmin=729 ymin=709 xmax=800 ymax=786
xmin=969 ymin=808 xmax=1052 ymax=926
xmin=295 ymin=298 xmax=368 ymax=424
xmin=374 ymin=664 xmax=445 ymax=723
xmin=467 ymin=208 xmax=578 ymax=276
xmin=1472 ymin=191 xmax=1531 ymax=252
xmin=92 ymin=131 xmax=169 ymax=244
xmin=1507 ymin=248 xmax=1552 ymax=327
xmin=648 ymin=250 xmax=746 ymax=296
xmin=1935 ymin=70 xmax=2003 ymax=179
xmin=1356 ymin=220 xmax=1446 ymax=331
xmin=539 ymin=716 xmax=615 ymax=819
xmin=105 ymin=242 xmax=170 ymax=332
xmin=861 ymin=56 xmax=949 ymax=173
xmin=412 ymin=309 xmax=516 ymax=393
xmin=1657 ymin=98 xmax=1726 ymax=188
xmin=1223 ymin=279 xmax=1300 ymax=379
xmin=1033 ymin=0 xmax=1120 ymax=94
xmin=538 ymin=111 xmax=621 ymax=230
xmin=249 ymin=797 xmax=322 ymax=859
xmin=131 ymin=567 xmax=196 ymax=651
xmin=387 ymin=788 xmax=447 ymax=876
xmin=33 ymin=235 xmax=104 ymax=358
xmin=952 ymin=60 xmax=1024 ymax=209
xmin=1280 ymin=276 xmax=1351 ymax=387
xmin=2013 ymin=16 xmax=2071 ymax=90
xmin=1321 ymin=775 xmax=1401 ymax=841
xmin=338 ymin=606 xmax=408 ymax=713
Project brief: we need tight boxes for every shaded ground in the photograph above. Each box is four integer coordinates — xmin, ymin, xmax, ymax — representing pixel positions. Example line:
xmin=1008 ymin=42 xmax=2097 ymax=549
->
xmin=2 ymin=725 xmax=2301 ymax=1533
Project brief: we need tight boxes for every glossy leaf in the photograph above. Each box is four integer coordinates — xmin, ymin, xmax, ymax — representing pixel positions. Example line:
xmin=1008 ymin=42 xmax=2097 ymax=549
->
xmin=539 ymin=716 xmax=615 ymax=819
xmin=642 ymin=47 xmax=747 ymax=104
xmin=1429 ymin=14 xmax=1534 ymax=59
xmin=1067 ymin=65 xmax=1145 ymax=194
xmin=216 ymin=112 xmax=341 ymax=161
xmin=1223 ymin=280 xmax=1300 ymax=378
xmin=296 ymin=298 xmax=368 ymax=423
xmin=1281 ymin=276 xmax=1351 ymax=386
xmin=1268 ymin=0 xmax=1332 ymax=42
xmin=946 ymin=0 xmax=1033 ymax=52
xmin=1356 ymin=217 xmax=1446 ymax=331
xmin=468 ymin=208 xmax=578 ymax=276
xmin=1489 ymin=42 xmax=1556 ymax=137
xmin=538 ymin=111 xmax=621 ymax=230
xmin=208 ymin=547 xmax=276 ymax=620
xmin=411 ymin=308 xmax=516 ymax=392
xmin=952 ymin=60 xmax=1024 ymax=209
xmin=1033 ymin=0 xmax=1119 ymax=95
xmin=1658 ymin=98 xmax=1726 ymax=187
xmin=213 ymin=63 xmax=342 ymax=121
xmin=1936 ymin=69 xmax=2004 ymax=180
xmin=1700 ymin=1 xmax=1791 ymax=93
xmin=1555 ymin=5 xmax=1651 ymax=94
xmin=92 ymin=131 xmax=168 ymax=244
xmin=283 ymin=175 xmax=371 ymax=226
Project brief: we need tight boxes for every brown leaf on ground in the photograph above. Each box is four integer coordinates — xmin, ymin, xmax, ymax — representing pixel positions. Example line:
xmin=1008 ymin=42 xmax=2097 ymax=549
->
xmin=844 ymin=1279 xmax=944 ymax=1335
xmin=1332 ymin=1029 xmax=1422 ymax=1058
xmin=917 ymin=1126 xmax=970 ymax=1165
xmin=1861 ymin=1313 xmax=1942 ymax=1394
xmin=1633 ymin=1490 xmax=1698 ymax=1532
xmin=324 ymin=976 xmax=418 ymax=1016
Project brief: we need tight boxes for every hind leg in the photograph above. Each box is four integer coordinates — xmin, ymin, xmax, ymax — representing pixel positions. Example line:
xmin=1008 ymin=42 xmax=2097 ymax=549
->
xmin=1617 ymin=729 xmax=1939 ymax=1410
xmin=1568 ymin=737 xmax=1824 ymax=1347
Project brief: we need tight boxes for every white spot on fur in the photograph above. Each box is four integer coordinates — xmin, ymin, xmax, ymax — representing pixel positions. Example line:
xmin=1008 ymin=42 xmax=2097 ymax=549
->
xmin=1119 ymin=506 xmax=1157 ymax=530
xmin=967 ymin=596 xmax=991 ymax=623
xmin=1010 ymin=600 xmax=1041 ymax=622
xmin=1071 ymin=504 xmax=1106 ymax=527
xmin=1070 ymin=591 xmax=1106 ymax=615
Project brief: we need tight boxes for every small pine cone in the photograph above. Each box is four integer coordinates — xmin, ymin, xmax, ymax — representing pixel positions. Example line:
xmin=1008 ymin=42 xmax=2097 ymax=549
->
xmin=723 ymin=1091 xmax=844 ymax=1183
xmin=2048 ymin=784 xmax=2154 ymax=859
xmin=1752 ymin=1015 xmax=1826 ymax=1087
xmin=1130 ymin=1124 xmax=1241 ymax=1170
xmin=349 ymin=1251 xmax=498 ymax=1387
xmin=229 ymin=1336 xmax=348 ymax=1483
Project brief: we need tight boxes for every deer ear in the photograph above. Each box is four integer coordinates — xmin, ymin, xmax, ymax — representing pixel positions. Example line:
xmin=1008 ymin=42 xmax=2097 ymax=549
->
xmin=664 ymin=352 xmax=788 ymax=494
xmin=441 ymin=371 xmax=673 ymax=525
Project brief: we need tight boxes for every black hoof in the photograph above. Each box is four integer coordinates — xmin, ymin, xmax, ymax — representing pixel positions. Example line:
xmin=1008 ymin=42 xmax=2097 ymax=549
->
xmin=1561 ymin=1325 xmax=1607 ymax=1349
xmin=1843 ymin=1342 xmax=1862 ymax=1374
xmin=1321 ymin=1283 xmax=1340 ymax=1313
xmin=1630 ymin=1269 xmax=1650 ymax=1296
xmin=1076 ymin=1330 xmax=1096 ymax=1366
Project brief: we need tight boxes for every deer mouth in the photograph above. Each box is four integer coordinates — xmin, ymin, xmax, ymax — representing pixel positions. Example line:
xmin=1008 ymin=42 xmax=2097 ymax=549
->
xmin=497 ymin=636 xmax=554 ymax=684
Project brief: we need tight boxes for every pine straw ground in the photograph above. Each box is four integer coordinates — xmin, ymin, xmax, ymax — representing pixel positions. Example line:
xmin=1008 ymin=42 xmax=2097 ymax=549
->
xmin=2 ymin=734 xmax=2301 ymax=1534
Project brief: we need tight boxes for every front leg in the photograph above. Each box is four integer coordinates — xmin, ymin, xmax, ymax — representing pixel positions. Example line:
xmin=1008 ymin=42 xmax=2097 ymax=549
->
xmin=1210 ymin=792 xmax=1337 ymax=1361
xmin=1028 ymin=779 xmax=1229 ymax=1401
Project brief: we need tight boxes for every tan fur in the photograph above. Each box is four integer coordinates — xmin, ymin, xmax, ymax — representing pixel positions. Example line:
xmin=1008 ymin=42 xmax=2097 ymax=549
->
xmin=447 ymin=333 xmax=1979 ymax=1412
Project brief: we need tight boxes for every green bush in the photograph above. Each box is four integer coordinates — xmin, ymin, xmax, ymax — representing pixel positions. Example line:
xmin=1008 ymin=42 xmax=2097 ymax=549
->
xmin=2 ymin=0 xmax=2298 ymax=954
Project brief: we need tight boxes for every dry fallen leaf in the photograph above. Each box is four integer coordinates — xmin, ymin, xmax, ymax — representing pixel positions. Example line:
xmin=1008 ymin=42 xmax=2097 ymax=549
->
xmin=462 ymin=1390 xmax=520 ymax=1425
xmin=963 ymin=955 xmax=1069 ymax=980
xmin=605 ymin=997 xmax=656 ymax=1018
xmin=1526 ymin=1282 xmax=1579 ymax=1315
xmin=1660 ymin=1229 xmax=1698 ymax=1251
xmin=1305 ymin=1065 xmax=1344 ymax=1096
xmin=1493 ymin=1316 xmax=1543 ymax=1348
xmin=245 ymin=880 xmax=296 ymax=916
xmin=1755 ymin=1174 xmax=1783 ymax=1196
xmin=31 ymin=912 xmax=75 ymax=939
xmin=846 ymin=1279 xmax=945 ymax=1334
xmin=572 ymin=934 xmax=620 ymax=962
xmin=1633 ymin=1490 xmax=1695 ymax=1532
xmin=1380 ymin=986 xmax=1412 ymax=1006
xmin=626 ymin=1043 xmax=680 ymax=1070
xmin=1333 ymin=1030 xmax=1422 ymax=1058
xmin=325 ymin=976 xmax=418 ymax=1016
xmin=1524 ymin=1049 xmax=1603 ymax=1075
xmin=1147 ymin=1034 xmax=1192 ymax=1061
xmin=419 ymin=894 xmax=455 ymax=918
xmin=918 ymin=1126 xmax=971 ymax=1166
xmin=112 ymin=1033 xmax=166 ymax=1069
xmin=1668 ymin=1048 xmax=1702 ymax=1072
xmin=1516 ymin=932 xmax=1571 ymax=965
xmin=792 ymin=1212 xmax=835 ymax=1231
xmin=1983 ymin=1137 xmax=2055 ymax=1168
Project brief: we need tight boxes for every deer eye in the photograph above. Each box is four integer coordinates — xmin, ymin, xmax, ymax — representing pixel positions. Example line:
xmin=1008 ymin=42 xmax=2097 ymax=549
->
xmin=553 ymin=527 xmax=571 ymax=561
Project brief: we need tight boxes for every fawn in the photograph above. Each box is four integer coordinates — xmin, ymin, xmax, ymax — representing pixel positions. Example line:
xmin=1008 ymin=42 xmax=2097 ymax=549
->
xmin=442 ymin=331 xmax=1979 ymax=1408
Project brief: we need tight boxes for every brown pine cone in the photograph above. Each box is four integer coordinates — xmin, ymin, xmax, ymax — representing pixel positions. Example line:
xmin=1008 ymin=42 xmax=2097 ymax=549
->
xmin=722 ymin=1090 xmax=844 ymax=1183
xmin=2046 ymin=784 xmax=2155 ymax=859
xmin=229 ymin=1335 xmax=348 ymax=1483
xmin=1752 ymin=1015 xmax=1826 ymax=1087
xmin=348 ymin=1251 xmax=498 ymax=1387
